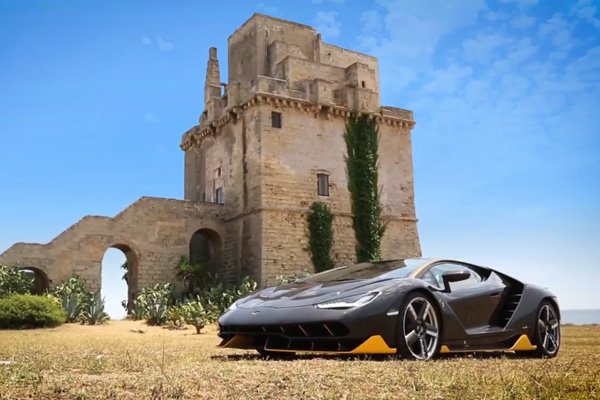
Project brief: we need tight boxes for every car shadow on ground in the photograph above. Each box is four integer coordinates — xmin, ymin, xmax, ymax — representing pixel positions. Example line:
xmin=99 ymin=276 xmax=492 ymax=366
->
xmin=211 ymin=351 xmax=530 ymax=362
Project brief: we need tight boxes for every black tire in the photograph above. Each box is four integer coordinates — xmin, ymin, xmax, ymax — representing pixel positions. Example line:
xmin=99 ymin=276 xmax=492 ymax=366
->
xmin=396 ymin=292 xmax=441 ymax=360
xmin=526 ymin=301 xmax=561 ymax=358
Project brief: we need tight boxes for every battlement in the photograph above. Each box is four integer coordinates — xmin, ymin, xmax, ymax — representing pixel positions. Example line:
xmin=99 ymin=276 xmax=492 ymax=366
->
xmin=191 ymin=13 xmax=406 ymax=138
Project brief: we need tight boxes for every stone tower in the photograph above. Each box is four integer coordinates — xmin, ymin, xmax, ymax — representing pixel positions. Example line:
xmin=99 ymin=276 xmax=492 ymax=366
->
xmin=0 ymin=13 xmax=420 ymax=294
xmin=182 ymin=14 xmax=420 ymax=284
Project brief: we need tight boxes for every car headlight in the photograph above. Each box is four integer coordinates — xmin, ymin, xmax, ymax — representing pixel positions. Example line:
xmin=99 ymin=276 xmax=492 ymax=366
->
xmin=314 ymin=291 xmax=381 ymax=310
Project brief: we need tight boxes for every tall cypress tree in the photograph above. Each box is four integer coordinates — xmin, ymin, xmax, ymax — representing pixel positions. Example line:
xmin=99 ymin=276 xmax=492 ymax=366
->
xmin=344 ymin=114 xmax=385 ymax=262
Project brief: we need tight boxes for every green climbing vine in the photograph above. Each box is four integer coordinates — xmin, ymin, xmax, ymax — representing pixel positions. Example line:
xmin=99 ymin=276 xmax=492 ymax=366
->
xmin=344 ymin=113 xmax=385 ymax=262
xmin=307 ymin=202 xmax=335 ymax=272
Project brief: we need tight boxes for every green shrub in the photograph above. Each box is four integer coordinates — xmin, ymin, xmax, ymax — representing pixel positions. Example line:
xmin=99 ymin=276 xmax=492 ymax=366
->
xmin=175 ymin=256 xmax=206 ymax=294
xmin=133 ymin=283 xmax=175 ymax=325
xmin=0 ymin=294 xmax=65 ymax=329
xmin=166 ymin=304 xmax=187 ymax=328
xmin=181 ymin=299 xmax=209 ymax=334
xmin=0 ymin=265 xmax=34 ymax=297
xmin=197 ymin=276 xmax=258 ymax=321
xmin=307 ymin=202 xmax=335 ymax=272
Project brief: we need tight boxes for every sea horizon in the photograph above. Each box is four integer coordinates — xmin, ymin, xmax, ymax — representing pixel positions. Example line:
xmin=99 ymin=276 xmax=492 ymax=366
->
xmin=561 ymin=309 xmax=600 ymax=325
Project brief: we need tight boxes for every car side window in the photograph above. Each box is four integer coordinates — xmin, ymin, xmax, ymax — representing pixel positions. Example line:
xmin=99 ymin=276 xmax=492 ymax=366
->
xmin=426 ymin=263 xmax=482 ymax=291
xmin=421 ymin=270 xmax=438 ymax=287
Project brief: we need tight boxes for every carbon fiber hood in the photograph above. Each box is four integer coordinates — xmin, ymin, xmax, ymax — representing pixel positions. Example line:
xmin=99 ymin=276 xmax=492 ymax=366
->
xmin=236 ymin=278 xmax=415 ymax=309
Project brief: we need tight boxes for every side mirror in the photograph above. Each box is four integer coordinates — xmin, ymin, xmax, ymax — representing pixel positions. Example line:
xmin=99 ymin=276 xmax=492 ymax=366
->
xmin=441 ymin=271 xmax=470 ymax=293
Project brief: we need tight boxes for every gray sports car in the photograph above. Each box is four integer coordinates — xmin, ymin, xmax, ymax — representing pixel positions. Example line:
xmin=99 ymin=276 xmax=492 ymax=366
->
xmin=218 ymin=258 xmax=560 ymax=360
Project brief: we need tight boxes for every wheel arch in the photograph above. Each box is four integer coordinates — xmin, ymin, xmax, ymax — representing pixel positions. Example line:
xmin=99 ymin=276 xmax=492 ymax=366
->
xmin=541 ymin=297 xmax=561 ymax=320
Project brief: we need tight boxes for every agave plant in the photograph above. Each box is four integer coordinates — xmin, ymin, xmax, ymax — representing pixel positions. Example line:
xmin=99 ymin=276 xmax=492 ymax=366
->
xmin=52 ymin=276 xmax=91 ymax=322
xmin=60 ymin=292 xmax=83 ymax=322
xmin=80 ymin=293 xmax=109 ymax=325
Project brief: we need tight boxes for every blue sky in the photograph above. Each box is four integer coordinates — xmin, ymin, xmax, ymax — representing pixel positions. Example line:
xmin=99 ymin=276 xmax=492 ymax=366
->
xmin=0 ymin=0 xmax=598 ymax=318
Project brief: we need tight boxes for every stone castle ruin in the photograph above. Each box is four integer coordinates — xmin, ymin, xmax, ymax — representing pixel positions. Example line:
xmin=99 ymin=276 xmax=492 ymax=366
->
xmin=0 ymin=14 xmax=421 ymax=301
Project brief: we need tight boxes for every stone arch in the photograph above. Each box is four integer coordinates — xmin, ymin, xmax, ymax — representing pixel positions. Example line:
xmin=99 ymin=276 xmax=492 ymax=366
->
xmin=189 ymin=228 xmax=223 ymax=273
xmin=17 ymin=267 xmax=50 ymax=294
xmin=105 ymin=242 xmax=141 ymax=313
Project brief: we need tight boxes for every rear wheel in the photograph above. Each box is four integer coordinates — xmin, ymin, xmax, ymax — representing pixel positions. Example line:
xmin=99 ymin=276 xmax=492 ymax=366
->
xmin=396 ymin=293 xmax=441 ymax=360
xmin=529 ymin=301 xmax=561 ymax=358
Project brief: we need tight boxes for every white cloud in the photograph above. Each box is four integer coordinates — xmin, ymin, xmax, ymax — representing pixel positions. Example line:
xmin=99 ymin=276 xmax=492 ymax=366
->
xmin=144 ymin=112 xmax=159 ymax=123
xmin=493 ymin=38 xmax=538 ymax=72
xmin=573 ymin=0 xmax=600 ymax=29
xmin=462 ymin=33 xmax=514 ymax=63
xmin=498 ymin=0 xmax=538 ymax=6
xmin=156 ymin=35 xmax=174 ymax=51
xmin=485 ymin=11 xmax=509 ymax=22
xmin=256 ymin=2 xmax=278 ymax=15
xmin=140 ymin=35 xmax=175 ymax=51
xmin=564 ymin=46 xmax=600 ymax=91
xmin=358 ymin=0 xmax=486 ymax=90
xmin=360 ymin=10 xmax=382 ymax=34
xmin=422 ymin=64 xmax=473 ymax=95
xmin=511 ymin=14 xmax=536 ymax=29
xmin=314 ymin=11 xmax=341 ymax=39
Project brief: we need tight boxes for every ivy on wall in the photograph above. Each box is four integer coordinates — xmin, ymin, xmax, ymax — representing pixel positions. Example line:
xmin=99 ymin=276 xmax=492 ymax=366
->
xmin=307 ymin=202 xmax=335 ymax=273
xmin=344 ymin=114 xmax=385 ymax=262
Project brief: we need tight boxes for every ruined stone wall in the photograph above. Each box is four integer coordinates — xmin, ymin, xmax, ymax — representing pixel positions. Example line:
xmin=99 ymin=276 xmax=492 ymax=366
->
xmin=0 ymin=198 xmax=225 ymax=293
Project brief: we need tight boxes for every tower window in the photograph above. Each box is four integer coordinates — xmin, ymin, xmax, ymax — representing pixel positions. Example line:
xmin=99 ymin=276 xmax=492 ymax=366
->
xmin=215 ymin=187 xmax=224 ymax=204
xmin=317 ymin=174 xmax=329 ymax=197
xmin=271 ymin=111 xmax=282 ymax=128
xmin=361 ymin=80 xmax=366 ymax=88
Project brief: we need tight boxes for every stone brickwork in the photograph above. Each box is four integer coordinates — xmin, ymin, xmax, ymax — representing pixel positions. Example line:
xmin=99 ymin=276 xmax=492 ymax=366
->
xmin=1 ymin=13 xmax=421 ymax=293
xmin=0 ymin=197 xmax=224 ymax=301
xmin=182 ymin=14 xmax=421 ymax=285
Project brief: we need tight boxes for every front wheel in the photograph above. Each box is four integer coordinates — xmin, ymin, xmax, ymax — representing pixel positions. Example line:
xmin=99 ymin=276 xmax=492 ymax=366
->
xmin=396 ymin=293 xmax=441 ymax=360
xmin=529 ymin=301 xmax=561 ymax=358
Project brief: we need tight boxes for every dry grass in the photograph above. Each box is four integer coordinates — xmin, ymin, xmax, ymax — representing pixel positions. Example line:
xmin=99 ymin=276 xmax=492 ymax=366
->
xmin=0 ymin=322 xmax=599 ymax=399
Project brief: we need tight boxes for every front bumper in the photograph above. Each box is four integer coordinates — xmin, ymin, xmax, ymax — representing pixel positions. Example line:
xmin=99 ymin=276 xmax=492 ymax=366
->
xmin=218 ymin=303 xmax=398 ymax=354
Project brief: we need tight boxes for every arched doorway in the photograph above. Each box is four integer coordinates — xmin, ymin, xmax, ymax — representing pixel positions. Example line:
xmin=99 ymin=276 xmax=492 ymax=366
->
xmin=101 ymin=243 xmax=139 ymax=319
xmin=189 ymin=229 xmax=222 ymax=273
xmin=18 ymin=267 xmax=50 ymax=294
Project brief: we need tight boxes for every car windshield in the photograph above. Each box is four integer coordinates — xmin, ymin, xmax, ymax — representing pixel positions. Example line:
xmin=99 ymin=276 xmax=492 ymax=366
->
xmin=300 ymin=259 xmax=429 ymax=283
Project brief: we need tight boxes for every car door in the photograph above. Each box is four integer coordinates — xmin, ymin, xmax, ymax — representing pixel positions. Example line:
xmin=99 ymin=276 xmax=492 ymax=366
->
xmin=427 ymin=262 xmax=506 ymax=331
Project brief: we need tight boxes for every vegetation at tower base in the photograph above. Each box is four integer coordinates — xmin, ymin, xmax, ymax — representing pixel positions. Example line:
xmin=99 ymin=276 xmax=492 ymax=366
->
xmin=175 ymin=256 xmax=207 ymax=294
xmin=307 ymin=202 xmax=335 ymax=273
xmin=132 ymin=275 xmax=257 ymax=332
xmin=0 ymin=265 xmax=34 ymax=297
xmin=79 ymin=294 xmax=110 ymax=325
xmin=344 ymin=114 xmax=385 ymax=262
xmin=52 ymin=276 xmax=109 ymax=324
xmin=121 ymin=261 xmax=128 ymax=283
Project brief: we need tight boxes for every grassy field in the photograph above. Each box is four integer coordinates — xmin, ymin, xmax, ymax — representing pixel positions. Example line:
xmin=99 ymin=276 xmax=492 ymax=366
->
xmin=0 ymin=322 xmax=599 ymax=399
